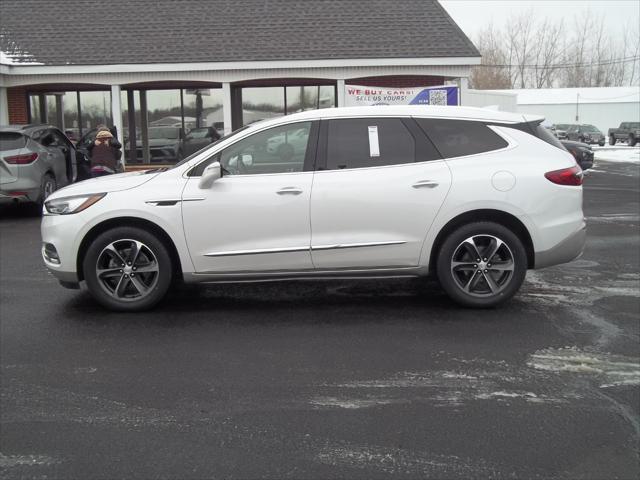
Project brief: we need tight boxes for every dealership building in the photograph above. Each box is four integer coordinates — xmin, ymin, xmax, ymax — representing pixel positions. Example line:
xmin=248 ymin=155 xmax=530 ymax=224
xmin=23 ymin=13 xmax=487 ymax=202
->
xmin=0 ymin=0 xmax=480 ymax=165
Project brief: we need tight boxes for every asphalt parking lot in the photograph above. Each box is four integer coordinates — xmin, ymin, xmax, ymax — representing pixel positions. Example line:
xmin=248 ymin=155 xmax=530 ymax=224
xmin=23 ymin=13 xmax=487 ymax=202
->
xmin=1 ymin=159 xmax=638 ymax=479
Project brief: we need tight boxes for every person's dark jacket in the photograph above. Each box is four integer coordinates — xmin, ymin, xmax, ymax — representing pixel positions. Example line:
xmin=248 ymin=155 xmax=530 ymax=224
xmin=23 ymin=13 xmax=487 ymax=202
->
xmin=88 ymin=138 xmax=122 ymax=172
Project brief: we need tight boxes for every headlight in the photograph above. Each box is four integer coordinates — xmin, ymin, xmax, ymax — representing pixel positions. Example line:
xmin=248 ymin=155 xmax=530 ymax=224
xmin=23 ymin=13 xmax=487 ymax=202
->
xmin=45 ymin=193 xmax=106 ymax=215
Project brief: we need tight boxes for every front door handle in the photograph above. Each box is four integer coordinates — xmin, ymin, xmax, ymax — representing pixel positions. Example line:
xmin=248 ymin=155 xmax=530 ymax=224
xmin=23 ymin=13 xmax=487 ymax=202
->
xmin=276 ymin=187 xmax=303 ymax=195
xmin=412 ymin=180 xmax=439 ymax=189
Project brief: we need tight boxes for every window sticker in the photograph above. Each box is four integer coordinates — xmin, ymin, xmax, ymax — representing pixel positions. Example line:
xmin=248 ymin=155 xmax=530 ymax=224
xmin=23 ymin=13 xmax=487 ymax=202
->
xmin=368 ymin=125 xmax=380 ymax=157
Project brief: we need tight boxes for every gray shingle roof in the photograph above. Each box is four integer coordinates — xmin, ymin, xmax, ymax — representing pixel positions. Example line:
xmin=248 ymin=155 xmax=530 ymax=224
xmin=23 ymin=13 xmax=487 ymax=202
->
xmin=0 ymin=0 xmax=479 ymax=66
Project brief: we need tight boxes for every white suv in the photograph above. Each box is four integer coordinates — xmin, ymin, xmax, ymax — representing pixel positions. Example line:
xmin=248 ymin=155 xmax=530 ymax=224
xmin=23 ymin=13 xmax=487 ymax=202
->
xmin=41 ymin=106 xmax=585 ymax=311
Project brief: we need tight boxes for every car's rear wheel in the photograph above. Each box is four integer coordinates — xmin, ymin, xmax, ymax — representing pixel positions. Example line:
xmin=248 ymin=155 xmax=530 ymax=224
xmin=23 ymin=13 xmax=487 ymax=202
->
xmin=38 ymin=173 xmax=57 ymax=206
xmin=436 ymin=222 xmax=527 ymax=308
xmin=83 ymin=227 xmax=173 ymax=311
xmin=609 ymin=135 xmax=616 ymax=145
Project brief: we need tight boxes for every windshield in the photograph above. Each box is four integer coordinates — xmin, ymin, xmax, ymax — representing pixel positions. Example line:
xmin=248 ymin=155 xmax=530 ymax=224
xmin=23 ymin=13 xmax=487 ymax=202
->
xmin=581 ymin=125 xmax=599 ymax=133
xmin=555 ymin=124 xmax=570 ymax=130
xmin=148 ymin=127 xmax=180 ymax=139
xmin=171 ymin=125 xmax=251 ymax=169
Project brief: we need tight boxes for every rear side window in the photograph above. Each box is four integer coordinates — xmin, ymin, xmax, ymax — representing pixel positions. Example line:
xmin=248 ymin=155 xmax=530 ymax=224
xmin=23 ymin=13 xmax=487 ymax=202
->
xmin=532 ymin=123 xmax=566 ymax=150
xmin=416 ymin=119 xmax=508 ymax=158
xmin=326 ymin=118 xmax=417 ymax=170
xmin=0 ymin=132 xmax=26 ymax=151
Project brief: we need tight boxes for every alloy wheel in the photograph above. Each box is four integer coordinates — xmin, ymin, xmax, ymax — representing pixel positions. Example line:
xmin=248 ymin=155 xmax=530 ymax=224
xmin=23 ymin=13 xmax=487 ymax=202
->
xmin=95 ymin=239 xmax=159 ymax=301
xmin=450 ymin=234 xmax=515 ymax=297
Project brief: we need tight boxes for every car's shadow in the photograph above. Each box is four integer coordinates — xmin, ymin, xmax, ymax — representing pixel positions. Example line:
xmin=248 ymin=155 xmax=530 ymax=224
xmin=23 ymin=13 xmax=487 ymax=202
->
xmin=60 ymin=278 xmax=525 ymax=328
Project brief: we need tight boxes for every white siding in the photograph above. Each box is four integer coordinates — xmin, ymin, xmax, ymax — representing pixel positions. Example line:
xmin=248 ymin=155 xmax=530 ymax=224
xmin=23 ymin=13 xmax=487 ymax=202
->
xmin=517 ymin=102 xmax=640 ymax=134
xmin=464 ymin=89 xmax=518 ymax=112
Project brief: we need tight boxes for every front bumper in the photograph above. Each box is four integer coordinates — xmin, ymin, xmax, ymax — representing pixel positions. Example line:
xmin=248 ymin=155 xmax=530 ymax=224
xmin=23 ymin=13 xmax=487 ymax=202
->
xmin=41 ymin=212 xmax=86 ymax=287
xmin=534 ymin=222 xmax=586 ymax=269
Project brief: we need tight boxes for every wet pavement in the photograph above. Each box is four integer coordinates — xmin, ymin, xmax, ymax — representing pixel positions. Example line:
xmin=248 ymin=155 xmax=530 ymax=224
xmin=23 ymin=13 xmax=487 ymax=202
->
xmin=1 ymin=160 xmax=638 ymax=479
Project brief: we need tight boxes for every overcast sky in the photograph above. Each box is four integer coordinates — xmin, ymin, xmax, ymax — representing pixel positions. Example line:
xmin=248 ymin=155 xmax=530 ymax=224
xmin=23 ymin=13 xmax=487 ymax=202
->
xmin=440 ymin=0 xmax=640 ymax=41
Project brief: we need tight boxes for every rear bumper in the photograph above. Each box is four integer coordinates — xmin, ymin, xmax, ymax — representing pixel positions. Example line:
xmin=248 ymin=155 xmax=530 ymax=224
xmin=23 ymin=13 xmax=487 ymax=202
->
xmin=534 ymin=222 xmax=586 ymax=269
xmin=0 ymin=187 xmax=39 ymax=203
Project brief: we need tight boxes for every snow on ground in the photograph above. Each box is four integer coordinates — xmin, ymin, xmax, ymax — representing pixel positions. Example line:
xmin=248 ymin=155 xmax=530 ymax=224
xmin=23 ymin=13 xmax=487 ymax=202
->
xmin=592 ymin=145 xmax=640 ymax=163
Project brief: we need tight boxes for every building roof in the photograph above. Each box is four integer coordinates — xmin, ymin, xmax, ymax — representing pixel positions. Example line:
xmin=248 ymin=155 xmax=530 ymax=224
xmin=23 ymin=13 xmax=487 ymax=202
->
xmin=487 ymin=87 xmax=640 ymax=105
xmin=0 ymin=0 xmax=479 ymax=66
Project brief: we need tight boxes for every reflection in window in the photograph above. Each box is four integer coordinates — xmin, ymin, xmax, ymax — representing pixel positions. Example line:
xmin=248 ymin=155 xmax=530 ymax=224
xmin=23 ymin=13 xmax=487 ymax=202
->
xmin=147 ymin=89 xmax=182 ymax=128
xmin=286 ymin=86 xmax=319 ymax=113
xmin=28 ymin=95 xmax=41 ymax=123
xmin=220 ymin=122 xmax=311 ymax=175
xmin=242 ymin=85 xmax=335 ymax=127
xmin=62 ymin=92 xmax=79 ymax=142
xmin=80 ymin=91 xmax=112 ymax=131
xmin=183 ymin=89 xmax=224 ymax=135
xmin=45 ymin=94 xmax=58 ymax=126
xmin=241 ymin=87 xmax=285 ymax=126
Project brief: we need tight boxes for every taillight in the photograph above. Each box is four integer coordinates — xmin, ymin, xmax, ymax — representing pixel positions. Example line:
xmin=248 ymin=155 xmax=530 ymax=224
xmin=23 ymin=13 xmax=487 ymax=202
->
xmin=545 ymin=165 xmax=583 ymax=186
xmin=4 ymin=152 xmax=38 ymax=164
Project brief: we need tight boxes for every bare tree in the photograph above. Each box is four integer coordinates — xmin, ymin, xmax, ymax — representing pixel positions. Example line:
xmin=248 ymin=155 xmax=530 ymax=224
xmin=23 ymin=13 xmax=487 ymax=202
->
xmin=471 ymin=8 xmax=639 ymax=89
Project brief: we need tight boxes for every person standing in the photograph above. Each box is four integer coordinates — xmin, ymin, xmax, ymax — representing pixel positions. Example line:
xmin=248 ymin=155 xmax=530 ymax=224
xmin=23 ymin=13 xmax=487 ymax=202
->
xmin=88 ymin=129 xmax=122 ymax=177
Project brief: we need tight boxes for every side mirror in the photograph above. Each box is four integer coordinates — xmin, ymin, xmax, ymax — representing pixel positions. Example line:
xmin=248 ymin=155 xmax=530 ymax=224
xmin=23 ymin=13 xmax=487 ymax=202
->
xmin=198 ymin=161 xmax=222 ymax=189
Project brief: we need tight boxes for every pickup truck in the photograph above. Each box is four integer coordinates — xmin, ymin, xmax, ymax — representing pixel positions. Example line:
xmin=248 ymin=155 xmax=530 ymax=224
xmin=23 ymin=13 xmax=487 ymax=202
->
xmin=608 ymin=122 xmax=640 ymax=146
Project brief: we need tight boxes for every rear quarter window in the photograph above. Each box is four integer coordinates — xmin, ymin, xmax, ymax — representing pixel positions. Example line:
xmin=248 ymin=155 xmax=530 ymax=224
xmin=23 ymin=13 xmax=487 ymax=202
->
xmin=533 ymin=123 xmax=567 ymax=150
xmin=0 ymin=132 xmax=27 ymax=151
xmin=415 ymin=119 xmax=508 ymax=158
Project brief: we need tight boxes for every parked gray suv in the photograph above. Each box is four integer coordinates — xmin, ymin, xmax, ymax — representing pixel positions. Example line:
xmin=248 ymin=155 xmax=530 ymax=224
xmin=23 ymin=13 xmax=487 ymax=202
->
xmin=0 ymin=124 xmax=79 ymax=206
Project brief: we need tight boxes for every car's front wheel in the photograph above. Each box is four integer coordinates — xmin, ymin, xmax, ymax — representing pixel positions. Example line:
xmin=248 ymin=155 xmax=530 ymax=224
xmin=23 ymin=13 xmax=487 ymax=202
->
xmin=83 ymin=227 xmax=173 ymax=311
xmin=436 ymin=222 xmax=527 ymax=308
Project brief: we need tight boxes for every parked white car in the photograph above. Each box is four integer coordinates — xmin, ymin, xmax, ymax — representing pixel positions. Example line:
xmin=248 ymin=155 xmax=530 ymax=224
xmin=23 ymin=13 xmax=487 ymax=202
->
xmin=41 ymin=106 xmax=585 ymax=311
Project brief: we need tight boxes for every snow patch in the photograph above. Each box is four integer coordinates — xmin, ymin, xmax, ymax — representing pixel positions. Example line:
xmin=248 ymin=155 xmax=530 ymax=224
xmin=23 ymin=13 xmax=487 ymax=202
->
xmin=593 ymin=146 xmax=640 ymax=163
xmin=0 ymin=453 xmax=59 ymax=467
xmin=527 ymin=347 xmax=640 ymax=388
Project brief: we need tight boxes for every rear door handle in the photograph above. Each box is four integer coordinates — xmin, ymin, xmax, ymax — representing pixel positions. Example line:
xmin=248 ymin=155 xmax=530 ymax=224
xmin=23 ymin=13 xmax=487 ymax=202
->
xmin=412 ymin=180 xmax=439 ymax=188
xmin=276 ymin=187 xmax=303 ymax=195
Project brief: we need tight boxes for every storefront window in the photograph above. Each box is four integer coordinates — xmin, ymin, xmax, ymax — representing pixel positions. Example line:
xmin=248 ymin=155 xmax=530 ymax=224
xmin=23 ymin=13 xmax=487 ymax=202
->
xmin=29 ymin=95 xmax=41 ymax=123
xmin=62 ymin=92 xmax=80 ymax=142
xmin=286 ymin=86 xmax=319 ymax=113
xmin=242 ymin=87 xmax=285 ymax=126
xmin=242 ymin=85 xmax=335 ymax=127
xmin=183 ymin=88 xmax=224 ymax=135
xmin=80 ymin=91 xmax=112 ymax=131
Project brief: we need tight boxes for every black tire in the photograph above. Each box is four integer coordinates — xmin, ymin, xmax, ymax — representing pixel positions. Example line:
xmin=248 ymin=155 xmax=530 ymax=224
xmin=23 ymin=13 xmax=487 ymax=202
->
xmin=436 ymin=221 xmax=527 ymax=308
xmin=629 ymin=134 xmax=637 ymax=147
xmin=83 ymin=226 xmax=173 ymax=311
xmin=38 ymin=173 xmax=57 ymax=206
xmin=609 ymin=135 xmax=616 ymax=146
xmin=598 ymin=140 xmax=605 ymax=147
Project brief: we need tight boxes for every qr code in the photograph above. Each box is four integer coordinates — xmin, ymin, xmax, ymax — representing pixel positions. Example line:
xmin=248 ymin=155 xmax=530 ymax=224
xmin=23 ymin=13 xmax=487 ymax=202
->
xmin=428 ymin=89 xmax=447 ymax=105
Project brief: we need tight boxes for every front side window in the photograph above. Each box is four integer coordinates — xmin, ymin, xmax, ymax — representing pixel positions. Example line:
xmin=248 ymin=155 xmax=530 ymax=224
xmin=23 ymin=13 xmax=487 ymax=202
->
xmin=416 ymin=119 xmax=509 ymax=158
xmin=219 ymin=122 xmax=312 ymax=175
xmin=325 ymin=118 xmax=419 ymax=170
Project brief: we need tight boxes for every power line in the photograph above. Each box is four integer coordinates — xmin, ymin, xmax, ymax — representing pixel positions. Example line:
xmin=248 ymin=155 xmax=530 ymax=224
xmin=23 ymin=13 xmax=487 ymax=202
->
xmin=476 ymin=56 xmax=640 ymax=69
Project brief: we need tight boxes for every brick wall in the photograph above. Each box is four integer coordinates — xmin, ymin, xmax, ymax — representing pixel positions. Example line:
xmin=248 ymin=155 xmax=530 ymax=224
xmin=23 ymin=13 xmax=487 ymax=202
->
xmin=346 ymin=75 xmax=445 ymax=88
xmin=7 ymin=87 xmax=28 ymax=124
